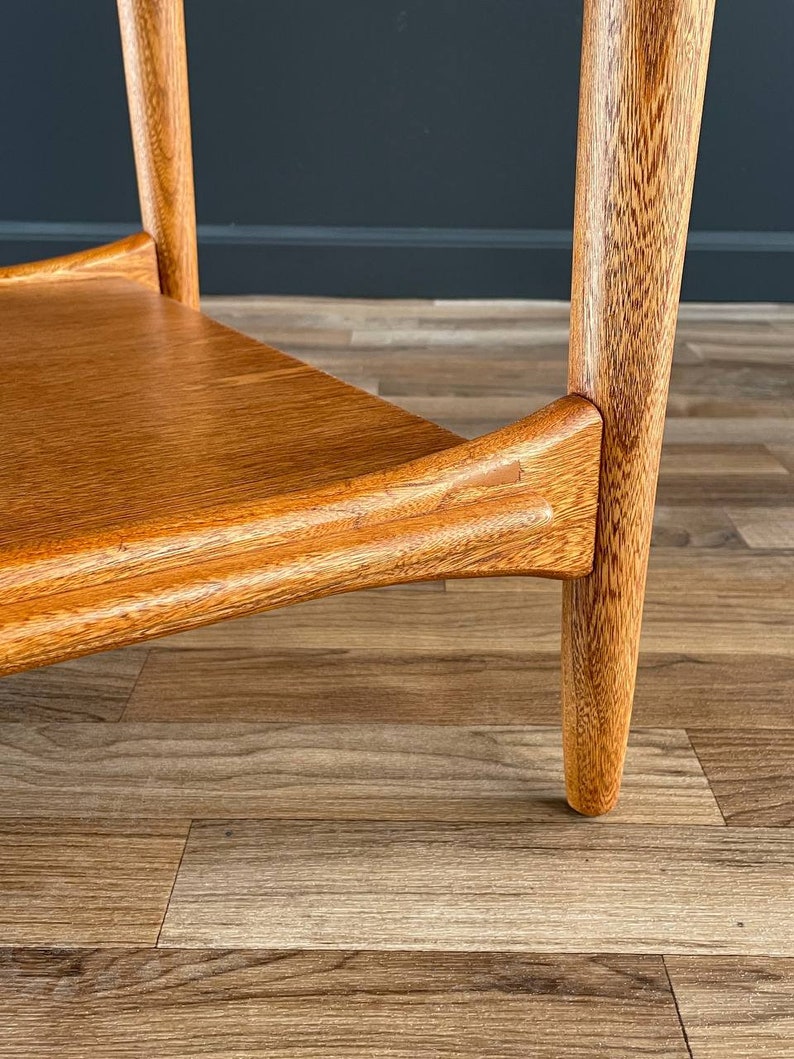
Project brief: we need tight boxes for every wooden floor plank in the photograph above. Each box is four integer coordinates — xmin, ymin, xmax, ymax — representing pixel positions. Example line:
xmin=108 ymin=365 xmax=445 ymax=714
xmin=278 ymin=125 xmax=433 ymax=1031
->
xmin=771 ymin=445 xmax=794 ymax=474
xmin=0 ymin=648 xmax=147 ymax=723
xmin=0 ymin=820 xmax=188 ymax=945
xmin=674 ymin=318 xmax=794 ymax=335
xmin=0 ymin=723 xmax=721 ymax=824
xmin=726 ymin=506 xmax=794 ymax=549
xmin=353 ymin=325 xmax=572 ymax=348
xmin=662 ymin=419 xmax=794 ymax=446
xmin=655 ymin=477 xmax=794 ymax=506
xmin=124 ymin=647 xmax=562 ymax=723
xmin=633 ymin=654 xmax=794 ymax=729
xmin=0 ymin=948 xmax=689 ymax=1059
xmin=381 ymin=394 xmax=794 ymax=444
xmin=666 ymin=360 xmax=794 ymax=418
xmin=123 ymin=648 xmax=794 ymax=729
xmin=659 ymin=444 xmax=789 ymax=477
xmin=651 ymin=506 xmax=743 ymax=549
xmin=666 ymin=392 xmax=794 ymax=417
xmin=444 ymin=555 xmax=793 ymax=656
xmin=687 ymin=729 xmax=794 ymax=827
xmin=312 ymin=349 xmax=570 ymax=399
xmin=160 ymin=821 xmax=794 ymax=955
xmin=688 ymin=339 xmax=794 ymax=363
xmin=156 ymin=584 xmax=564 ymax=652
xmin=292 ymin=334 xmax=794 ymax=417
xmin=665 ymin=956 xmax=794 ymax=1059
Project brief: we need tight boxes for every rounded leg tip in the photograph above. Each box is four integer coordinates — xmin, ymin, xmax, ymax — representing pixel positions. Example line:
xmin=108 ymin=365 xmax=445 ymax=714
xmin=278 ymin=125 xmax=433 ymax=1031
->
xmin=566 ymin=789 xmax=620 ymax=817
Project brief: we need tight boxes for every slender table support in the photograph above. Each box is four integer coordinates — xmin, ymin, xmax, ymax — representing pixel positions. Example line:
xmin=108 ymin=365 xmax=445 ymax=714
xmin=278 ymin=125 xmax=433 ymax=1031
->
xmin=562 ymin=0 xmax=716 ymax=815
xmin=117 ymin=0 xmax=200 ymax=307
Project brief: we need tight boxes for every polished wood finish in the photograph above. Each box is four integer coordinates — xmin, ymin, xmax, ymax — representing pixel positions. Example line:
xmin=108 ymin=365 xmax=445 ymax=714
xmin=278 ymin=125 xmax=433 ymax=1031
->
xmin=0 ymin=232 xmax=160 ymax=291
xmin=141 ymin=551 xmax=790 ymax=663
xmin=0 ymin=280 xmax=460 ymax=586
xmin=117 ymin=0 xmax=199 ymax=306
xmin=3 ymin=295 xmax=793 ymax=1054
xmin=0 ymin=0 xmax=719 ymax=817
xmin=562 ymin=0 xmax=716 ymax=815
xmin=0 ymin=7 xmax=727 ymax=950
xmin=0 ymin=278 xmax=601 ymax=675
xmin=0 ymin=951 xmax=689 ymax=1059
xmin=0 ymin=282 xmax=460 ymax=553
xmin=0 ymin=279 xmax=456 ymax=671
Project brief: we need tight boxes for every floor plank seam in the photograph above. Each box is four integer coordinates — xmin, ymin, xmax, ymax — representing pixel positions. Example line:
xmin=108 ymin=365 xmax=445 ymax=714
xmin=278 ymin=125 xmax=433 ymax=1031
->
xmin=117 ymin=648 xmax=152 ymax=722
xmin=662 ymin=956 xmax=695 ymax=1059
xmin=684 ymin=728 xmax=728 ymax=826
xmin=154 ymin=821 xmax=192 ymax=947
xmin=147 ymin=816 xmax=733 ymax=829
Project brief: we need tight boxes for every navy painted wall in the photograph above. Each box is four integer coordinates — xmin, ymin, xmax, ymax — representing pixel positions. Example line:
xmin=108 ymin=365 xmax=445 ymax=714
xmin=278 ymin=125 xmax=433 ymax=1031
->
xmin=1 ymin=1 xmax=793 ymax=299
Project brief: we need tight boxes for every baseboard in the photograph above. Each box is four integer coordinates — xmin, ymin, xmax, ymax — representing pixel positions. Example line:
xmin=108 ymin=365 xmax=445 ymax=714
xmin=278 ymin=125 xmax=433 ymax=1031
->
xmin=1 ymin=221 xmax=792 ymax=300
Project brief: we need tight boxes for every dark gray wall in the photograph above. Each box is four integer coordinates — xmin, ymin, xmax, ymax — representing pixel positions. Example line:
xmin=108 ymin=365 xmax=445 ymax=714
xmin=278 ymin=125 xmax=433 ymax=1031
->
xmin=1 ymin=1 xmax=793 ymax=300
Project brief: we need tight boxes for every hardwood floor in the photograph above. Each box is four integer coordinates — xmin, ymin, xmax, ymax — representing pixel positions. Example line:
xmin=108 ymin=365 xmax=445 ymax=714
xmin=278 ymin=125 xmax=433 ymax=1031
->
xmin=0 ymin=951 xmax=690 ymax=1058
xmin=0 ymin=723 xmax=720 ymax=824
xmin=2 ymin=297 xmax=792 ymax=1056
xmin=0 ymin=819 xmax=188 ymax=945
xmin=665 ymin=957 xmax=794 ymax=1059
xmin=159 ymin=821 xmax=794 ymax=954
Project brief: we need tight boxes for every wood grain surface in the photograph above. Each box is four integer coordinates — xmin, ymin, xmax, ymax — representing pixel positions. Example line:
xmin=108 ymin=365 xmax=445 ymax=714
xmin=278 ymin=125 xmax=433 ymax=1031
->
xmin=727 ymin=507 xmax=794 ymax=549
xmin=687 ymin=729 xmax=794 ymax=826
xmin=124 ymin=647 xmax=564 ymax=723
xmin=665 ymin=957 xmax=794 ymax=1059
xmin=563 ymin=0 xmax=716 ymax=815
xmin=0 ymin=275 xmax=604 ymax=676
xmin=0 ymin=649 xmax=147 ymax=723
xmin=0 ymin=950 xmax=689 ymax=1059
xmin=0 ymin=233 xmax=159 ymax=291
xmin=0 ymin=722 xmax=720 ymax=824
xmin=2 ymin=291 xmax=792 ymax=1054
xmin=160 ymin=819 xmax=794 ymax=954
xmin=0 ymin=279 xmax=459 ymax=672
xmin=148 ymin=551 xmax=791 ymax=658
xmin=124 ymin=647 xmax=794 ymax=729
xmin=117 ymin=0 xmax=199 ymax=306
xmin=0 ymin=819 xmax=188 ymax=945
xmin=0 ymin=280 xmax=458 ymax=572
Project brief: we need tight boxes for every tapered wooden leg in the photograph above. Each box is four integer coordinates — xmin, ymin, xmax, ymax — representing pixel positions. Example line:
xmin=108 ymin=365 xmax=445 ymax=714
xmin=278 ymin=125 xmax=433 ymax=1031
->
xmin=562 ymin=0 xmax=715 ymax=815
xmin=118 ymin=0 xmax=200 ymax=308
